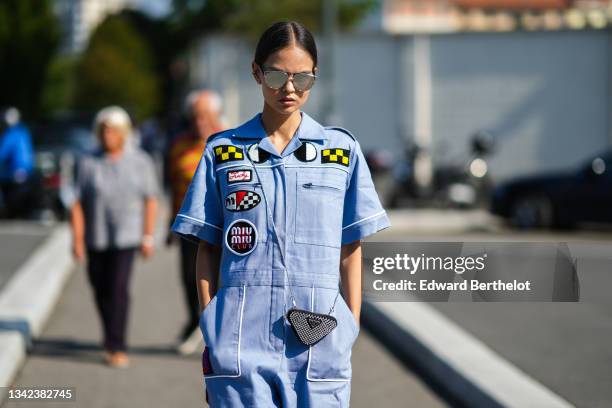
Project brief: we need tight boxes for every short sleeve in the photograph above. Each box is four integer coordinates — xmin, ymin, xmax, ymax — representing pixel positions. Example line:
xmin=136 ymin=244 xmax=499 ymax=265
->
xmin=341 ymin=140 xmax=391 ymax=244
xmin=140 ymin=153 xmax=160 ymax=198
xmin=60 ymin=156 xmax=85 ymax=208
xmin=171 ymin=144 xmax=223 ymax=245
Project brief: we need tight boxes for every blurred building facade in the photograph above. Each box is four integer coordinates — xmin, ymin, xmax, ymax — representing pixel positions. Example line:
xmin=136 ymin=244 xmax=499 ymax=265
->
xmin=53 ymin=0 xmax=137 ymax=53
xmin=188 ymin=10 xmax=612 ymax=183
xmin=383 ymin=0 xmax=612 ymax=32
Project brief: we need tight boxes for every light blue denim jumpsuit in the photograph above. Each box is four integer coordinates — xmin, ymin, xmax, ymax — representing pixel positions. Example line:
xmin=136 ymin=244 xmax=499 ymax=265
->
xmin=172 ymin=111 xmax=390 ymax=407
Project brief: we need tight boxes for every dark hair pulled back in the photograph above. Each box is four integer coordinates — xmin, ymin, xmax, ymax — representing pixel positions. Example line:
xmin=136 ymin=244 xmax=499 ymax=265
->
xmin=254 ymin=21 xmax=318 ymax=71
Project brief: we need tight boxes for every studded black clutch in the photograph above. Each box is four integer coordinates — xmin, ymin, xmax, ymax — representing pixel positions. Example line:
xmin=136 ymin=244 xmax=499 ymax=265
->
xmin=286 ymin=308 xmax=338 ymax=346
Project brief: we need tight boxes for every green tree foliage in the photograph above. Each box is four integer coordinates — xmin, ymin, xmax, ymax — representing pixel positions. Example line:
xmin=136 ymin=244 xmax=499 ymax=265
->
xmin=40 ymin=55 xmax=79 ymax=117
xmin=117 ymin=9 xmax=179 ymax=115
xmin=224 ymin=0 xmax=377 ymax=38
xmin=0 ymin=0 xmax=60 ymax=119
xmin=75 ymin=15 xmax=161 ymax=122
xmin=170 ymin=0 xmax=378 ymax=43
xmin=75 ymin=1 xmax=376 ymax=120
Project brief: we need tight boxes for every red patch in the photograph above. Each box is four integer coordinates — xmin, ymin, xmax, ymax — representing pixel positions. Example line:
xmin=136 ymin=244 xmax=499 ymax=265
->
xmin=236 ymin=190 xmax=248 ymax=203
xmin=202 ymin=346 xmax=213 ymax=375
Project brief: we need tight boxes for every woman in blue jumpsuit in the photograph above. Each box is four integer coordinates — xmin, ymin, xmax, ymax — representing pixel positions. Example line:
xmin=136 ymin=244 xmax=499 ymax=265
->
xmin=172 ymin=21 xmax=390 ymax=407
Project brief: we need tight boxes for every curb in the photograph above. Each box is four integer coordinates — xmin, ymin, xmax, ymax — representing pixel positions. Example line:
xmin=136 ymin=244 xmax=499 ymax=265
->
xmin=386 ymin=209 xmax=501 ymax=233
xmin=0 ymin=332 xmax=25 ymax=393
xmin=362 ymin=301 xmax=575 ymax=408
xmin=0 ymin=224 xmax=74 ymax=399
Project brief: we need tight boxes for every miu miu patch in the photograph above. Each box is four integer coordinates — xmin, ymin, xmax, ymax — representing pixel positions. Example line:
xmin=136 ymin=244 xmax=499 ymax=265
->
xmin=225 ymin=219 xmax=257 ymax=255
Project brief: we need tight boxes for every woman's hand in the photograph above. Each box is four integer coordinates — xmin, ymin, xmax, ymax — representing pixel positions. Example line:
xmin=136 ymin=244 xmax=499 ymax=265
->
xmin=340 ymin=240 xmax=363 ymax=330
xmin=141 ymin=197 xmax=158 ymax=259
xmin=352 ymin=311 xmax=361 ymax=330
xmin=72 ymin=239 xmax=85 ymax=263
xmin=70 ymin=201 xmax=86 ymax=263
xmin=141 ymin=235 xmax=155 ymax=258
xmin=196 ymin=241 xmax=221 ymax=316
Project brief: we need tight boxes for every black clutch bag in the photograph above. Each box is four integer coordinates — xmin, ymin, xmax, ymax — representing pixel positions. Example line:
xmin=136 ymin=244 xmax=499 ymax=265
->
xmin=286 ymin=308 xmax=338 ymax=346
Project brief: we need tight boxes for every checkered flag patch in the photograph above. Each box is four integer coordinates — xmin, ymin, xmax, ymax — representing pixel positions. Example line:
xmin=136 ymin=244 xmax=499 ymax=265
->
xmin=214 ymin=145 xmax=244 ymax=163
xmin=225 ymin=190 xmax=262 ymax=212
xmin=321 ymin=148 xmax=350 ymax=167
xmin=237 ymin=191 xmax=260 ymax=210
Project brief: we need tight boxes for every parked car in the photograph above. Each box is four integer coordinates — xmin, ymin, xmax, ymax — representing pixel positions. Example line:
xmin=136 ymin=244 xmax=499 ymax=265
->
xmin=31 ymin=113 xmax=96 ymax=220
xmin=490 ymin=149 xmax=612 ymax=229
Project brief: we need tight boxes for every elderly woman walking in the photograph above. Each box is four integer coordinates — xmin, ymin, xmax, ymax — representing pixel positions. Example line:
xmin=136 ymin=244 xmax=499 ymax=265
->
xmin=68 ymin=106 xmax=159 ymax=367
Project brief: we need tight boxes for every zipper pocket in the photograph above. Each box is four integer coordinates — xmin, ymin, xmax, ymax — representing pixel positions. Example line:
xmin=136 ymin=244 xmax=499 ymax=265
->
xmin=302 ymin=182 xmax=342 ymax=191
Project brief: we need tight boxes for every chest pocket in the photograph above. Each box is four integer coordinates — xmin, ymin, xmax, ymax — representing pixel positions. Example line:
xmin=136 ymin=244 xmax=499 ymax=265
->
xmin=220 ymin=172 xmax=268 ymax=244
xmin=294 ymin=171 xmax=346 ymax=248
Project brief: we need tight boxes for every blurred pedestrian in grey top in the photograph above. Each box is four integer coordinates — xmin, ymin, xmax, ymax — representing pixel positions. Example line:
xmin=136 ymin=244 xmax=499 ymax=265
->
xmin=68 ymin=106 xmax=159 ymax=368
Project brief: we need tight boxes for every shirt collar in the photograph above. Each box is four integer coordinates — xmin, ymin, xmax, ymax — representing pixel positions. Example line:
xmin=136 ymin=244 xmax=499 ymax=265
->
xmin=232 ymin=111 xmax=327 ymax=141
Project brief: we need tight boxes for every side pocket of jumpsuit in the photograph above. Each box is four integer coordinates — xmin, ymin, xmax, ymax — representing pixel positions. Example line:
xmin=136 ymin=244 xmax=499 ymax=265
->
xmin=306 ymin=287 xmax=360 ymax=381
xmin=199 ymin=285 xmax=246 ymax=378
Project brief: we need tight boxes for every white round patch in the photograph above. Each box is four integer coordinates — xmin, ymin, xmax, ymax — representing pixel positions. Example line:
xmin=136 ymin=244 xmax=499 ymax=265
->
xmin=295 ymin=141 xmax=318 ymax=162
xmin=304 ymin=142 xmax=317 ymax=161
xmin=247 ymin=144 xmax=260 ymax=162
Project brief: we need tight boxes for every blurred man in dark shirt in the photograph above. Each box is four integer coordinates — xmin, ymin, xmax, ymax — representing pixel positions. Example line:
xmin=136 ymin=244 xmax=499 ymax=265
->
xmin=167 ymin=90 xmax=224 ymax=354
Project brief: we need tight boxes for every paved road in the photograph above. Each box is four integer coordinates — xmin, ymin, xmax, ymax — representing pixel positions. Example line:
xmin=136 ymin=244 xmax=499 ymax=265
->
xmin=0 ymin=221 xmax=53 ymax=292
xmin=10 ymin=208 xmax=609 ymax=407
xmin=3 ymin=236 xmax=446 ymax=408
xmin=377 ymin=225 xmax=612 ymax=408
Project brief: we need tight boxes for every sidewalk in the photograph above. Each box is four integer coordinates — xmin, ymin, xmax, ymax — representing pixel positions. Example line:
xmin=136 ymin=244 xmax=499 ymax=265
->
xmin=3 ymin=236 xmax=445 ymax=407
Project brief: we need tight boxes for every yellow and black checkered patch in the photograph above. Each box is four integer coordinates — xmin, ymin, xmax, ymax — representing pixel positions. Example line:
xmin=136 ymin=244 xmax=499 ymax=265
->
xmin=321 ymin=148 xmax=350 ymax=167
xmin=214 ymin=145 xmax=244 ymax=163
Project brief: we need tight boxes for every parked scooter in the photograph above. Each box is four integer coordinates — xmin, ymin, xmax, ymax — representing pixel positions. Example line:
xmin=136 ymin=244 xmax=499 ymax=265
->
xmin=432 ymin=131 xmax=495 ymax=208
xmin=366 ymin=131 xmax=495 ymax=209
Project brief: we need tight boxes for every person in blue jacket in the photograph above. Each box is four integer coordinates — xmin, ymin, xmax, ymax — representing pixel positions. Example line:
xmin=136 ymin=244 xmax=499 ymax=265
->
xmin=172 ymin=21 xmax=390 ymax=407
xmin=0 ymin=107 xmax=34 ymax=217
